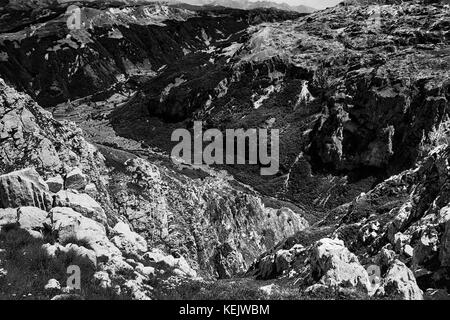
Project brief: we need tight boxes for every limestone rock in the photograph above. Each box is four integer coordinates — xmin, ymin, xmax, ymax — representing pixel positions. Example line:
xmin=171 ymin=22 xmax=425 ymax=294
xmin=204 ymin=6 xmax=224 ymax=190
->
xmin=0 ymin=168 xmax=51 ymax=211
xmin=16 ymin=206 xmax=47 ymax=231
xmin=310 ymin=238 xmax=370 ymax=292
xmin=376 ymin=260 xmax=423 ymax=300
xmin=143 ymin=248 xmax=197 ymax=278
xmin=49 ymin=207 xmax=121 ymax=262
xmin=55 ymin=190 xmax=107 ymax=225
xmin=0 ymin=79 xmax=107 ymax=189
xmin=111 ymin=222 xmax=148 ymax=259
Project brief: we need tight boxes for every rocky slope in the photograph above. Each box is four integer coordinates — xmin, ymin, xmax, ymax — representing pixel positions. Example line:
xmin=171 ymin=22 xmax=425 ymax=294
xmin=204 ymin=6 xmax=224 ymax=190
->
xmin=0 ymin=0 xmax=450 ymax=300
xmin=0 ymin=76 xmax=309 ymax=299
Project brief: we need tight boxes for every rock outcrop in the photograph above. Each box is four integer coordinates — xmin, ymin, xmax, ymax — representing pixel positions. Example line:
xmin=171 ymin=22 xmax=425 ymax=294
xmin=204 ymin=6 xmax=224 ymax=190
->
xmin=309 ymin=238 xmax=371 ymax=292
xmin=0 ymin=168 xmax=51 ymax=210
xmin=111 ymin=157 xmax=309 ymax=278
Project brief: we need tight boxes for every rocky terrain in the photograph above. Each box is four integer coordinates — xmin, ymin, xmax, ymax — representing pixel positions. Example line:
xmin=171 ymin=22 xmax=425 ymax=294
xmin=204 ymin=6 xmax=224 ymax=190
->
xmin=0 ymin=0 xmax=449 ymax=300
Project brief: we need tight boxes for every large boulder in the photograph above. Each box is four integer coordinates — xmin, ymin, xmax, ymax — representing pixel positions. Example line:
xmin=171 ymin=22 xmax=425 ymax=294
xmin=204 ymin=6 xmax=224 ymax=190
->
xmin=0 ymin=168 xmax=52 ymax=211
xmin=111 ymin=222 xmax=148 ymax=259
xmin=49 ymin=207 xmax=121 ymax=262
xmin=310 ymin=238 xmax=371 ymax=292
xmin=55 ymin=190 xmax=107 ymax=225
xmin=376 ymin=260 xmax=423 ymax=300
xmin=16 ymin=206 xmax=47 ymax=231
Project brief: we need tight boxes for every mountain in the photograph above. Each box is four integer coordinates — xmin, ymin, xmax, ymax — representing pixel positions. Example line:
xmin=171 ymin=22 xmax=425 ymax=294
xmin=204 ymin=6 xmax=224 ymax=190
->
xmin=182 ymin=0 xmax=316 ymax=13
xmin=0 ymin=0 xmax=450 ymax=300
xmin=3 ymin=0 xmax=316 ymax=12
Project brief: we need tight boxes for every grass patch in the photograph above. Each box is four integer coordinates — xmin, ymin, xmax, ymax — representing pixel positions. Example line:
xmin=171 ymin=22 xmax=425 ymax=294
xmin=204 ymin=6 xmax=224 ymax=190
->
xmin=0 ymin=225 xmax=129 ymax=300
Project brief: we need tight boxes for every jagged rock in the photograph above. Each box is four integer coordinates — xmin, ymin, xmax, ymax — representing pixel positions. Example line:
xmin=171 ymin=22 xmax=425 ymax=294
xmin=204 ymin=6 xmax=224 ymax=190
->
xmin=111 ymin=222 xmax=148 ymax=259
xmin=55 ymin=190 xmax=107 ymax=225
xmin=0 ymin=168 xmax=51 ymax=211
xmin=45 ymin=176 xmax=64 ymax=193
xmin=310 ymin=238 xmax=370 ymax=292
xmin=376 ymin=260 xmax=423 ymax=300
xmin=65 ymin=168 xmax=88 ymax=191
